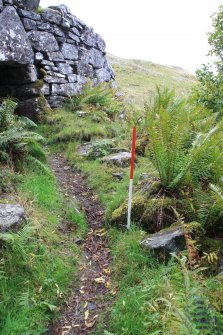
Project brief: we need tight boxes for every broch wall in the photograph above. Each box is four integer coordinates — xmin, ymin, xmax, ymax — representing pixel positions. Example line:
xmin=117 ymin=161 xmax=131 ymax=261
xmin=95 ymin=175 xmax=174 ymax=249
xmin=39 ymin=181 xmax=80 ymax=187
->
xmin=0 ymin=0 xmax=115 ymax=119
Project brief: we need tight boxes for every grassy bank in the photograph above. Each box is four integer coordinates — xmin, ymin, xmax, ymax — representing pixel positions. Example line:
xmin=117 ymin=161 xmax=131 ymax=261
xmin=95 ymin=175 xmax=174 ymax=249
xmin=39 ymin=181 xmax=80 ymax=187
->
xmin=0 ymin=163 xmax=86 ymax=334
xmin=108 ymin=54 xmax=197 ymax=108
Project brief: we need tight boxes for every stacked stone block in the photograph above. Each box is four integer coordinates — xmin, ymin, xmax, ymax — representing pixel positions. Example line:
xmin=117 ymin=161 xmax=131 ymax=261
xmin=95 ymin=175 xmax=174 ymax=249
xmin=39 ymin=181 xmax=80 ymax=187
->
xmin=0 ymin=0 xmax=114 ymax=118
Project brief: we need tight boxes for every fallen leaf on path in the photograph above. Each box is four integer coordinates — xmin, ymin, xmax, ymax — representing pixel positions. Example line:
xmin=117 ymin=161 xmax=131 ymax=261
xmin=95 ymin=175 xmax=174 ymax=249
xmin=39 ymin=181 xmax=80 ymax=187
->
xmin=94 ymin=228 xmax=107 ymax=237
xmin=103 ymin=268 xmax=111 ymax=275
xmin=62 ymin=326 xmax=71 ymax=330
xmin=97 ymin=211 xmax=104 ymax=216
xmin=85 ymin=314 xmax=98 ymax=328
xmin=84 ymin=310 xmax=89 ymax=320
xmin=80 ymin=286 xmax=85 ymax=294
xmin=94 ymin=277 xmax=106 ymax=284
xmin=105 ymin=281 xmax=111 ymax=289
xmin=61 ymin=326 xmax=71 ymax=335
xmin=110 ymin=289 xmax=118 ymax=295
xmin=85 ymin=319 xmax=96 ymax=328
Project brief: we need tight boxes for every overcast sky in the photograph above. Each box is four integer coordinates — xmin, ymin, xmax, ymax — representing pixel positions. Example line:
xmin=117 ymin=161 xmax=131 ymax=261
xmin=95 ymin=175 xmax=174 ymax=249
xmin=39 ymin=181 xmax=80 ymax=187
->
xmin=41 ymin=0 xmax=223 ymax=73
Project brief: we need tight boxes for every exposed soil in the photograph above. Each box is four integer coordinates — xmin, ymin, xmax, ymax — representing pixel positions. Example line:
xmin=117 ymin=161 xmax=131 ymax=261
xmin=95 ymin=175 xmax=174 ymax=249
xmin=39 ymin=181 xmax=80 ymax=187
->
xmin=47 ymin=154 xmax=112 ymax=335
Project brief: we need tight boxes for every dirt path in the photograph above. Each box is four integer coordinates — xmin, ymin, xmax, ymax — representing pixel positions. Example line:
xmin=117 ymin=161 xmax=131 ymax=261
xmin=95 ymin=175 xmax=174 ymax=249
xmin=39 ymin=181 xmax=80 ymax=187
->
xmin=47 ymin=154 xmax=112 ymax=335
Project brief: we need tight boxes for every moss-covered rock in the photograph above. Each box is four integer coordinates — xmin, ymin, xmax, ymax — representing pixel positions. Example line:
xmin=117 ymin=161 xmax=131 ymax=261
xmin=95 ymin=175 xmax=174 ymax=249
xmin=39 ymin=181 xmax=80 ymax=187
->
xmin=111 ymin=194 xmax=175 ymax=231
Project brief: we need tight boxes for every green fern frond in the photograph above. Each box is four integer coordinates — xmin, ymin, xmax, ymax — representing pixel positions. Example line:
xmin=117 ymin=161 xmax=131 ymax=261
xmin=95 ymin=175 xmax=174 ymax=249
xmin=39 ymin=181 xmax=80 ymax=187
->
xmin=18 ymin=291 xmax=30 ymax=307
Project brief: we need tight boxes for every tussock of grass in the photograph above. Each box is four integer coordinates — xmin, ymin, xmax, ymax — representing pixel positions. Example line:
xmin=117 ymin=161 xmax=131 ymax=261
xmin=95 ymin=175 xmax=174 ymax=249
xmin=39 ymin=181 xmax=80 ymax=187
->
xmin=46 ymin=108 xmax=123 ymax=144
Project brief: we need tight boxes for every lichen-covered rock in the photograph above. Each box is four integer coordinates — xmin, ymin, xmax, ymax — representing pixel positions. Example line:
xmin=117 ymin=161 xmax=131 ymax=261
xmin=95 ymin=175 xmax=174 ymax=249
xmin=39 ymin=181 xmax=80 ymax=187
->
xmin=51 ymin=83 xmax=81 ymax=96
xmin=0 ymin=6 xmax=34 ymax=64
xmin=18 ymin=8 xmax=41 ymax=20
xmin=0 ymin=204 xmax=25 ymax=232
xmin=28 ymin=31 xmax=59 ymax=52
xmin=49 ymin=4 xmax=71 ymax=16
xmin=42 ymin=8 xmax=62 ymax=25
xmin=94 ymin=68 xmax=111 ymax=84
xmin=88 ymin=48 xmax=105 ymax=69
xmin=60 ymin=42 xmax=78 ymax=60
xmin=56 ymin=63 xmax=73 ymax=75
xmin=46 ymin=51 xmax=64 ymax=62
xmin=141 ymin=225 xmax=186 ymax=254
xmin=80 ymin=140 xmax=114 ymax=158
xmin=102 ymin=152 xmax=131 ymax=167
xmin=15 ymin=0 xmax=40 ymax=11
xmin=96 ymin=33 xmax=106 ymax=52
xmin=22 ymin=17 xmax=37 ymax=30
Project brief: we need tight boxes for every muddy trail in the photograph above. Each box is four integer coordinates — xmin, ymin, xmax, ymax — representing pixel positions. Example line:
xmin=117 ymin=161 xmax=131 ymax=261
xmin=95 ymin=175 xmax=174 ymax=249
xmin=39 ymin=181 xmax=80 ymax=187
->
xmin=47 ymin=154 xmax=112 ymax=335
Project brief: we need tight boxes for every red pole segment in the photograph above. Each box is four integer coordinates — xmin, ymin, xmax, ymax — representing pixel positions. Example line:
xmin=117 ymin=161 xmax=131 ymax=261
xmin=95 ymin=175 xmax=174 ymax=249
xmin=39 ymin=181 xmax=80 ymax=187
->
xmin=127 ymin=127 xmax=137 ymax=229
xmin=130 ymin=127 xmax=137 ymax=179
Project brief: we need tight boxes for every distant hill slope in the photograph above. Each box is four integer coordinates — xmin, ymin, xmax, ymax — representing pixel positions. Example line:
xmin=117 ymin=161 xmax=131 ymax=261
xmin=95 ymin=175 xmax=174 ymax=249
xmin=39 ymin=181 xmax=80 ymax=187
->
xmin=108 ymin=54 xmax=197 ymax=108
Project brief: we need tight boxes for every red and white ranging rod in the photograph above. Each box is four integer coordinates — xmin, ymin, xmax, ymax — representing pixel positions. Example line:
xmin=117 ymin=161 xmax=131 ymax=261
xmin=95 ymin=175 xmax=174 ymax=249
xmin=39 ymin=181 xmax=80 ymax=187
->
xmin=127 ymin=126 xmax=137 ymax=229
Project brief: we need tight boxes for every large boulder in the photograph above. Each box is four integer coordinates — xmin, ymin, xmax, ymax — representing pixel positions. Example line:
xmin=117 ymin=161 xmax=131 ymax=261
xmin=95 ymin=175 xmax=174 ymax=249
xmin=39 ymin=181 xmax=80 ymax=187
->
xmin=141 ymin=225 xmax=186 ymax=254
xmin=141 ymin=222 xmax=204 ymax=256
xmin=0 ymin=204 xmax=25 ymax=232
xmin=0 ymin=6 xmax=34 ymax=64
xmin=111 ymin=193 xmax=174 ymax=230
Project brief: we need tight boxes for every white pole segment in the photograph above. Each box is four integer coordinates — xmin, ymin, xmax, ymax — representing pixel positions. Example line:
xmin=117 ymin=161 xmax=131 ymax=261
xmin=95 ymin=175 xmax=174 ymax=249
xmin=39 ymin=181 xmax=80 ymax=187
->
xmin=127 ymin=178 xmax=133 ymax=229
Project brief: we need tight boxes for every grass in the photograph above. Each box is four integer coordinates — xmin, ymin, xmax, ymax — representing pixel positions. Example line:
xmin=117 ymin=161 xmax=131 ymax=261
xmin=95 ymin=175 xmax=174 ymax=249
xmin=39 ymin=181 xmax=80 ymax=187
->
xmin=92 ymin=229 xmax=223 ymax=335
xmin=69 ymin=153 xmax=155 ymax=221
xmin=108 ymin=54 xmax=197 ymax=108
xmin=43 ymin=108 xmax=122 ymax=143
xmin=0 ymin=164 xmax=85 ymax=334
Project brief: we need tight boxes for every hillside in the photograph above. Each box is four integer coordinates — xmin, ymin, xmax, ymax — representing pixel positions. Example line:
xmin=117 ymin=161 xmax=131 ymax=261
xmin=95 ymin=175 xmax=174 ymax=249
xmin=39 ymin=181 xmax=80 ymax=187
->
xmin=108 ymin=54 xmax=197 ymax=107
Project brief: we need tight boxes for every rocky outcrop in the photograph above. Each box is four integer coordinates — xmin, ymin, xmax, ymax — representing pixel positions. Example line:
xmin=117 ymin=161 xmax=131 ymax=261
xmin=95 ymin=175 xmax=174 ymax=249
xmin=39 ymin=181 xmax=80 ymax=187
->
xmin=0 ymin=0 xmax=114 ymax=119
xmin=0 ymin=204 xmax=25 ymax=232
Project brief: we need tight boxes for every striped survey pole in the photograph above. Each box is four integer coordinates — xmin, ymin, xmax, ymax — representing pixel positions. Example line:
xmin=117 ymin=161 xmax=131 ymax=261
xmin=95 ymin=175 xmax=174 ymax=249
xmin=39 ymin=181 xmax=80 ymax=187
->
xmin=127 ymin=126 xmax=137 ymax=229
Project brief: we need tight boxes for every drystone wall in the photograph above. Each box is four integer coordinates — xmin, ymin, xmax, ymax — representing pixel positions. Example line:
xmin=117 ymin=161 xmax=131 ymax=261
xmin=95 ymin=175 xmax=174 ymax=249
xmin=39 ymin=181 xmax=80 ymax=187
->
xmin=0 ymin=0 xmax=114 ymax=119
